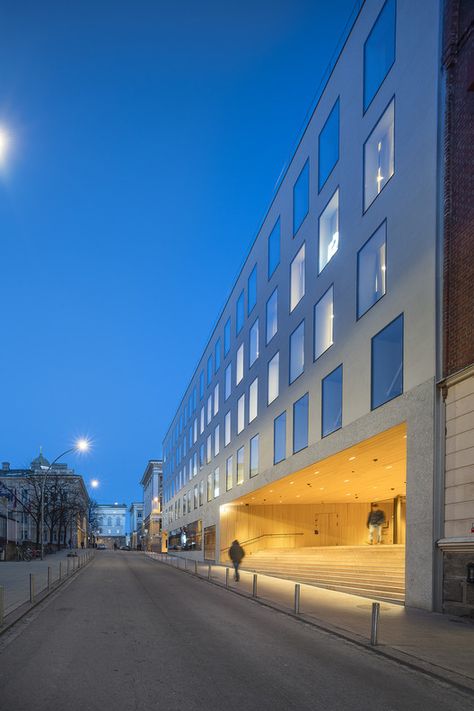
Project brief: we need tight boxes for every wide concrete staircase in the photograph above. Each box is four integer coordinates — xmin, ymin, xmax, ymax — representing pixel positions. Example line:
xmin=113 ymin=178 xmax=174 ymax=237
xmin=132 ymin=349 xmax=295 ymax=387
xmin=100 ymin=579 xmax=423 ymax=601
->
xmin=242 ymin=545 xmax=405 ymax=603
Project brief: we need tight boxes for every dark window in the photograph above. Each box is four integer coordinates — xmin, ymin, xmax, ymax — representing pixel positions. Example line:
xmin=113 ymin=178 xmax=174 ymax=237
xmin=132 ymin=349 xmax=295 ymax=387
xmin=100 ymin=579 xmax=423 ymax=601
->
xmin=357 ymin=222 xmax=387 ymax=318
xmin=293 ymin=160 xmax=309 ymax=235
xmin=293 ymin=393 xmax=309 ymax=453
xmin=248 ymin=265 xmax=257 ymax=315
xmin=207 ymin=354 xmax=213 ymax=385
xmin=268 ymin=218 xmax=281 ymax=278
xmin=322 ymin=365 xmax=343 ymax=437
xmin=364 ymin=0 xmax=396 ymax=111
xmin=224 ymin=317 xmax=231 ymax=356
xmin=236 ymin=291 xmax=244 ymax=335
xmin=274 ymin=411 xmax=286 ymax=464
xmin=318 ymin=99 xmax=339 ymax=191
xmin=371 ymin=314 xmax=403 ymax=409
xmin=215 ymin=339 xmax=221 ymax=372
xmin=250 ymin=434 xmax=259 ymax=478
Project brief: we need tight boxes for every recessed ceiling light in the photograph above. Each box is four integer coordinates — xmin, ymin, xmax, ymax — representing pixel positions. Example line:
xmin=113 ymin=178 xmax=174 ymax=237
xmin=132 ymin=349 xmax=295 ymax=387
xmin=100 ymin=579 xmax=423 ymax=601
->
xmin=403 ymin=435 xmax=407 ymax=439
xmin=344 ymin=479 xmax=350 ymax=483
xmin=346 ymin=493 xmax=351 ymax=496
xmin=319 ymin=487 xmax=325 ymax=490
xmin=290 ymin=481 xmax=294 ymax=485
xmin=314 ymin=470 xmax=320 ymax=475
xmin=269 ymin=489 xmax=273 ymax=493
xmin=348 ymin=456 xmax=356 ymax=461
xmin=296 ymin=494 xmax=301 ymax=498
xmin=385 ymin=465 xmax=392 ymax=470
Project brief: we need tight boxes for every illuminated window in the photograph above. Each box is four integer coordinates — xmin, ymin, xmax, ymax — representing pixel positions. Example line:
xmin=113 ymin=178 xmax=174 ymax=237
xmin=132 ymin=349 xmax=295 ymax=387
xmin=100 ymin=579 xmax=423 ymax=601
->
xmin=237 ymin=394 xmax=245 ymax=434
xmin=199 ymin=480 xmax=204 ymax=506
xmin=322 ymin=365 xmax=343 ymax=437
xmin=273 ymin=411 xmax=286 ymax=464
xmin=266 ymin=288 xmax=278 ymax=344
xmin=199 ymin=443 xmax=204 ymax=469
xmin=236 ymin=291 xmax=244 ymax=335
xmin=319 ymin=189 xmax=339 ymax=273
xmin=249 ymin=319 xmax=259 ymax=366
xmin=290 ymin=244 xmax=305 ymax=311
xmin=193 ymin=452 xmax=197 ymax=477
xmin=207 ymin=473 xmax=213 ymax=502
xmin=207 ymin=395 xmax=212 ymax=424
xmin=225 ymin=411 xmax=231 ymax=446
xmin=248 ymin=265 xmax=257 ymax=315
xmin=194 ymin=484 xmax=198 ymax=510
xmin=249 ymin=378 xmax=258 ymax=422
xmin=293 ymin=393 xmax=309 ymax=453
xmin=267 ymin=352 xmax=279 ymax=404
xmin=318 ymin=99 xmax=339 ymax=191
xmin=213 ymin=383 xmax=219 ymax=416
xmin=290 ymin=320 xmax=305 ymax=384
xmin=357 ymin=222 xmax=387 ymax=318
xmin=237 ymin=446 xmax=245 ymax=485
xmin=206 ymin=435 xmax=212 ymax=464
xmin=314 ymin=285 xmax=334 ymax=360
xmin=364 ymin=0 xmax=396 ymax=111
xmin=226 ymin=455 xmax=233 ymax=491
xmin=371 ymin=314 xmax=403 ymax=409
xmin=364 ymin=99 xmax=394 ymax=211
xmin=214 ymin=424 xmax=220 ymax=456
xmin=236 ymin=344 xmax=244 ymax=384
xmin=268 ymin=218 xmax=280 ymax=278
xmin=293 ymin=160 xmax=309 ymax=235
xmin=224 ymin=317 xmax=231 ymax=356
xmin=213 ymin=467 xmax=220 ymax=498
xmin=250 ymin=434 xmax=259 ymax=478
xmin=193 ymin=418 xmax=197 ymax=444
xmin=200 ymin=406 xmax=204 ymax=434
xmin=225 ymin=363 xmax=232 ymax=400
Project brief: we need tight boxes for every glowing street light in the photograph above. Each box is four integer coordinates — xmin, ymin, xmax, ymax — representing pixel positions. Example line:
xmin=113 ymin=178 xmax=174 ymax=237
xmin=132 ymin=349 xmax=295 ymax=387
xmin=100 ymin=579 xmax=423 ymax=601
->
xmin=90 ymin=479 xmax=99 ymax=489
xmin=0 ymin=127 xmax=11 ymax=165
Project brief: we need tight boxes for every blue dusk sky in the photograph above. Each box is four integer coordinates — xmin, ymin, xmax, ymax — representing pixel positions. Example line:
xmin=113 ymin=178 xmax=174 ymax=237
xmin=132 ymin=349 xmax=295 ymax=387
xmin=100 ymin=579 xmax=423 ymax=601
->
xmin=0 ymin=0 xmax=357 ymax=508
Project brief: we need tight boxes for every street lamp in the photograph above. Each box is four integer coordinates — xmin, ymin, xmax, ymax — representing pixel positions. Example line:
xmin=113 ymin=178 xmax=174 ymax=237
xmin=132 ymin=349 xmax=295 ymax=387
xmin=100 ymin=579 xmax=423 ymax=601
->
xmin=39 ymin=437 xmax=91 ymax=560
xmin=90 ymin=479 xmax=99 ymax=489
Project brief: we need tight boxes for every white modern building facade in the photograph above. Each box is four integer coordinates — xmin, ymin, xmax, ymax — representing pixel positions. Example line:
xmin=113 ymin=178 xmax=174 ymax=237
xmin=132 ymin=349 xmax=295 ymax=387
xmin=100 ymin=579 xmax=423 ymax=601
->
xmin=162 ymin=0 xmax=449 ymax=611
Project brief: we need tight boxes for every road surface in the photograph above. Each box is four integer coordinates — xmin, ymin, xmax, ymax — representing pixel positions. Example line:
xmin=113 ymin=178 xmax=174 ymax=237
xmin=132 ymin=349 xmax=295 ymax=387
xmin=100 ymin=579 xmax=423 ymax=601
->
xmin=0 ymin=551 xmax=472 ymax=711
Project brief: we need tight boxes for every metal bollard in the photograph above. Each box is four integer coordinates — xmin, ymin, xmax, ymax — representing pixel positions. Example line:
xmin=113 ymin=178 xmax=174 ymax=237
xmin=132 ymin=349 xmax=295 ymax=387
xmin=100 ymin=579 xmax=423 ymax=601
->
xmin=0 ymin=586 xmax=4 ymax=625
xmin=30 ymin=573 xmax=35 ymax=603
xmin=225 ymin=567 xmax=229 ymax=587
xmin=370 ymin=602 xmax=380 ymax=645
xmin=194 ymin=560 xmax=198 ymax=576
xmin=208 ymin=564 xmax=211 ymax=580
xmin=47 ymin=566 xmax=52 ymax=590
xmin=294 ymin=584 xmax=301 ymax=614
xmin=252 ymin=574 xmax=258 ymax=598
xmin=59 ymin=562 xmax=62 ymax=581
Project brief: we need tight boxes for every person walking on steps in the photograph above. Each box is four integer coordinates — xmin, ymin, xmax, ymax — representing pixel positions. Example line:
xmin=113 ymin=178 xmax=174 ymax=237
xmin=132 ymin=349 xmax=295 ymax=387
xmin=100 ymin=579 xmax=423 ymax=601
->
xmin=367 ymin=503 xmax=386 ymax=544
xmin=228 ymin=539 xmax=245 ymax=581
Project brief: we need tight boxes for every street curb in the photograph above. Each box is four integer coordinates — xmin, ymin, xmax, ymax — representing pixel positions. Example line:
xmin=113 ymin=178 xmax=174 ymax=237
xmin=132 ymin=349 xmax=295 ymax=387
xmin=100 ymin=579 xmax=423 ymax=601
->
xmin=147 ymin=554 xmax=474 ymax=696
xmin=0 ymin=553 xmax=95 ymax=636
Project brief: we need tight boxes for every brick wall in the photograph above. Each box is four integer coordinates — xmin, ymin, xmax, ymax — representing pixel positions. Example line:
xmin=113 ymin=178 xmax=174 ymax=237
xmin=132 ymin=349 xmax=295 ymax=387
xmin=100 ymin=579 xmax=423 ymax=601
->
xmin=442 ymin=0 xmax=474 ymax=377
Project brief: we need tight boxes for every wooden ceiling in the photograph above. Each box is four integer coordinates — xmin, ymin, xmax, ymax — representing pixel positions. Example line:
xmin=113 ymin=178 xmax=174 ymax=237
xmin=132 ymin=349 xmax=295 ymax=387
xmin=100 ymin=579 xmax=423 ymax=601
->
xmin=233 ymin=423 xmax=407 ymax=506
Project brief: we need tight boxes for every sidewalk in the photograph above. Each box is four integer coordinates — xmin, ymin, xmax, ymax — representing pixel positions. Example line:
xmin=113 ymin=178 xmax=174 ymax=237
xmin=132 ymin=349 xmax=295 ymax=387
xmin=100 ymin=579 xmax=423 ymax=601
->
xmin=0 ymin=549 xmax=84 ymax=615
xmin=148 ymin=553 xmax=474 ymax=691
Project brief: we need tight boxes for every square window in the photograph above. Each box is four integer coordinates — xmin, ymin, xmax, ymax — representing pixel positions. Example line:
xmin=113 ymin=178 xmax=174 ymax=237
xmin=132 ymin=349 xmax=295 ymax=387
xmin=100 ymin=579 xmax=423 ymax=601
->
xmin=290 ymin=244 xmax=305 ymax=311
xmin=273 ymin=411 xmax=286 ymax=464
xmin=322 ymin=365 xmax=343 ymax=437
xmin=290 ymin=320 xmax=305 ymax=384
xmin=250 ymin=434 xmax=259 ymax=478
xmin=236 ymin=343 xmax=244 ymax=385
xmin=236 ymin=291 xmax=245 ymax=335
xmin=248 ymin=265 xmax=257 ymax=315
xmin=267 ymin=352 xmax=279 ymax=405
xmin=237 ymin=446 xmax=244 ymax=485
xmin=357 ymin=222 xmax=387 ymax=318
xmin=318 ymin=99 xmax=339 ymax=191
xmin=225 ymin=411 xmax=231 ymax=446
xmin=364 ymin=0 xmax=396 ymax=111
xmin=293 ymin=160 xmax=309 ymax=235
xmin=224 ymin=317 xmax=231 ymax=356
xmin=314 ymin=285 xmax=334 ymax=360
xmin=225 ymin=363 xmax=232 ymax=400
xmin=215 ymin=338 xmax=221 ymax=372
xmin=293 ymin=393 xmax=309 ymax=453
xmin=226 ymin=455 xmax=233 ymax=491
xmin=266 ymin=288 xmax=278 ymax=344
xmin=371 ymin=314 xmax=403 ymax=409
xmin=237 ymin=393 xmax=245 ymax=434
xmin=249 ymin=377 xmax=258 ymax=422
xmin=268 ymin=218 xmax=280 ymax=278
xmin=249 ymin=319 xmax=259 ymax=366
xmin=364 ymin=99 xmax=394 ymax=211
xmin=319 ymin=188 xmax=339 ymax=273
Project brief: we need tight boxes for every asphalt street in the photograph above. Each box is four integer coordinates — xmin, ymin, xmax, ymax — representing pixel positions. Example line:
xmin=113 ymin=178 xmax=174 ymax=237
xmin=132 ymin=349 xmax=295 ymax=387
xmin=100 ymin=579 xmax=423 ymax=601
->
xmin=0 ymin=551 xmax=472 ymax=711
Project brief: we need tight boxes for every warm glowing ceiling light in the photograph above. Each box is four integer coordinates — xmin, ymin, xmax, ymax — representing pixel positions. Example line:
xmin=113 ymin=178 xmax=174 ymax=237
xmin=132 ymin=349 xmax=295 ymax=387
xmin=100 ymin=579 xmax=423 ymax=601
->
xmin=385 ymin=465 xmax=393 ymax=470
xmin=290 ymin=481 xmax=294 ymax=485
xmin=348 ymin=456 xmax=356 ymax=461
xmin=320 ymin=487 xmax=325 ymax=490
xmin=344 ymin=479 xmax=350 ymax=483
xmin=314 ymin=470 xmax=320 ymax=475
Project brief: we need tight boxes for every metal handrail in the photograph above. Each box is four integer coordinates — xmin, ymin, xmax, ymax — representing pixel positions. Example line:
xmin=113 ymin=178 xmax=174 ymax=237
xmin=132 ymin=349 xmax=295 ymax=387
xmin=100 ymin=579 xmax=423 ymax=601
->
xmin=220 ymin=532 xmax=304 ymax=553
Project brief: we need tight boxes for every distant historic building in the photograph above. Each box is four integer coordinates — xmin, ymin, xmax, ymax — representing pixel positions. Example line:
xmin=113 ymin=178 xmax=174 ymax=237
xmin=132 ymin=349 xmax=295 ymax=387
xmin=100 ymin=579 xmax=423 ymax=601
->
xmin=95 ymin=503 xmax=127 ymax=548
xmin=140 ymin=460 xmax=163 ymax=552
xmin=129 ymin=502 xmax=144 ymax=549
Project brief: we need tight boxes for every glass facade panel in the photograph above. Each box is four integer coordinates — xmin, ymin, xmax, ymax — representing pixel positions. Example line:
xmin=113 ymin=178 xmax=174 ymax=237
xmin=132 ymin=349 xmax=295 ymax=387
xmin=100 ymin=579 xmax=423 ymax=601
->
xmin=250 ymin=434 xmax=259 ymax=478
xmin=249 ymin=377 xmax=258 ymax=422
xmin=290 ymin=244 xmax=305 ymax=311
xmin=226 ymin=455 xmax=233 ymax=491
xmin=293 ymin=160 xmax=309 ymax=235
xmin=225 ymin=363 xmax=232 ymax=400
xmin=267 ymin=351 xmax=279 ymax=404
xmin=236 ymin=290 xmax=244 ymax=335
xmin=314 ymin=286 xmax=334 ymax=359
xmin=213 ymin=383 xmax=219 ymax=415
xmin=249 ymin=319 xmax=259 ymax=366
xmin=213 ymin=467 xmax=220 ymax=498
xmin=248 ymin=265 xmax=257 ymax=315
xmin=322 ymin=365 xmax=343 ymax=437
xmin=293 ymin=393 xmax=309 ymax=453
xmin=371 ymin=314 xmax=403 ymax=409
xmin=268 ymin=218 xmax=280 ymax=278
xmin=357 ymin=222 xmax=387 ymax=318
xmin=290 ymin=321 xmax=305 ymax=384
xmin=318 ymin=99 xmax=339 ymax=191
xmin=319 ymin=189 xmax=339 ymax=273
xmin=207 ymin=473 xmax=213 ymax=501
xmin=224 ymin=317 xmax=231 ymax=356
xmin=236 ymin=344 xmax=244 ymax=384
xmin=274 ymin=411 xmax=286 ymax=464
xmin=364 ymin=0 xmax=396 ymax=110
xmin=225 ymin=411 xmax=231 ymax=446
xmin=207 ymin=354 xmax=213 ymax=385
xmin=364 ymin=99 xmax=394 ymax=210
xmin=215 ymin=338 xmax=221 ymax=372
xmin=237 ymin=393 xmax=245 ymax=434
xmin=236 ymin=446 xmax=244 ymax=485
xmin=214 ymin=424 xmax=220 ymax=456
xmin=206 ymin=435 xmax=212 ymax=463
xmin=266 ymin=288 xmax=278 ymax=344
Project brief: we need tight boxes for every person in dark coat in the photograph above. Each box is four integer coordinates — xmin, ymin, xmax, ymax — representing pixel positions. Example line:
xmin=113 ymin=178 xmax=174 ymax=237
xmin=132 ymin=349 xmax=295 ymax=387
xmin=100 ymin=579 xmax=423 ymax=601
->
xmin=367 ymin=503 xmax=386 ymax=544
xmin=228 ymin=540 xmax=245 ymax=582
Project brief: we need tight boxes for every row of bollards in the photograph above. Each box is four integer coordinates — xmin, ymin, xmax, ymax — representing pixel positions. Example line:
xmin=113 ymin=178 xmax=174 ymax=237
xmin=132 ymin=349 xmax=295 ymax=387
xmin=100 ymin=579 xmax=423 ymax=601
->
xmin=157 ymin=553 xmax=381 ymax=646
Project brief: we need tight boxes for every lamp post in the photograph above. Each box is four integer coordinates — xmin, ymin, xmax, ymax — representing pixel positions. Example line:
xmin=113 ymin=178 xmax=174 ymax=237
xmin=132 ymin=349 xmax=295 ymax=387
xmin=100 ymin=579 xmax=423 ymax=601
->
xmin=39 ymin=438 xmax=90 ymax=560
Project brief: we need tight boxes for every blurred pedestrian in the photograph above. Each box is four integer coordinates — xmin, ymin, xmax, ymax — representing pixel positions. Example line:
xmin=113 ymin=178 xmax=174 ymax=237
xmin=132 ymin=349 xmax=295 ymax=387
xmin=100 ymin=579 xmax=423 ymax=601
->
xmin=367 ymin=503 xmax=386 ymax=544
xmin=228 ymin=539 xmax=245 ymax=582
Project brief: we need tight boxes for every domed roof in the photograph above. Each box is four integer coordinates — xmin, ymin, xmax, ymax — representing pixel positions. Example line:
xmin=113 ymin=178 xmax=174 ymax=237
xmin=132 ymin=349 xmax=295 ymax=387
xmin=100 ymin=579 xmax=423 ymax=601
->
xmin=31 ymin=449 xmax=50 ymax=470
